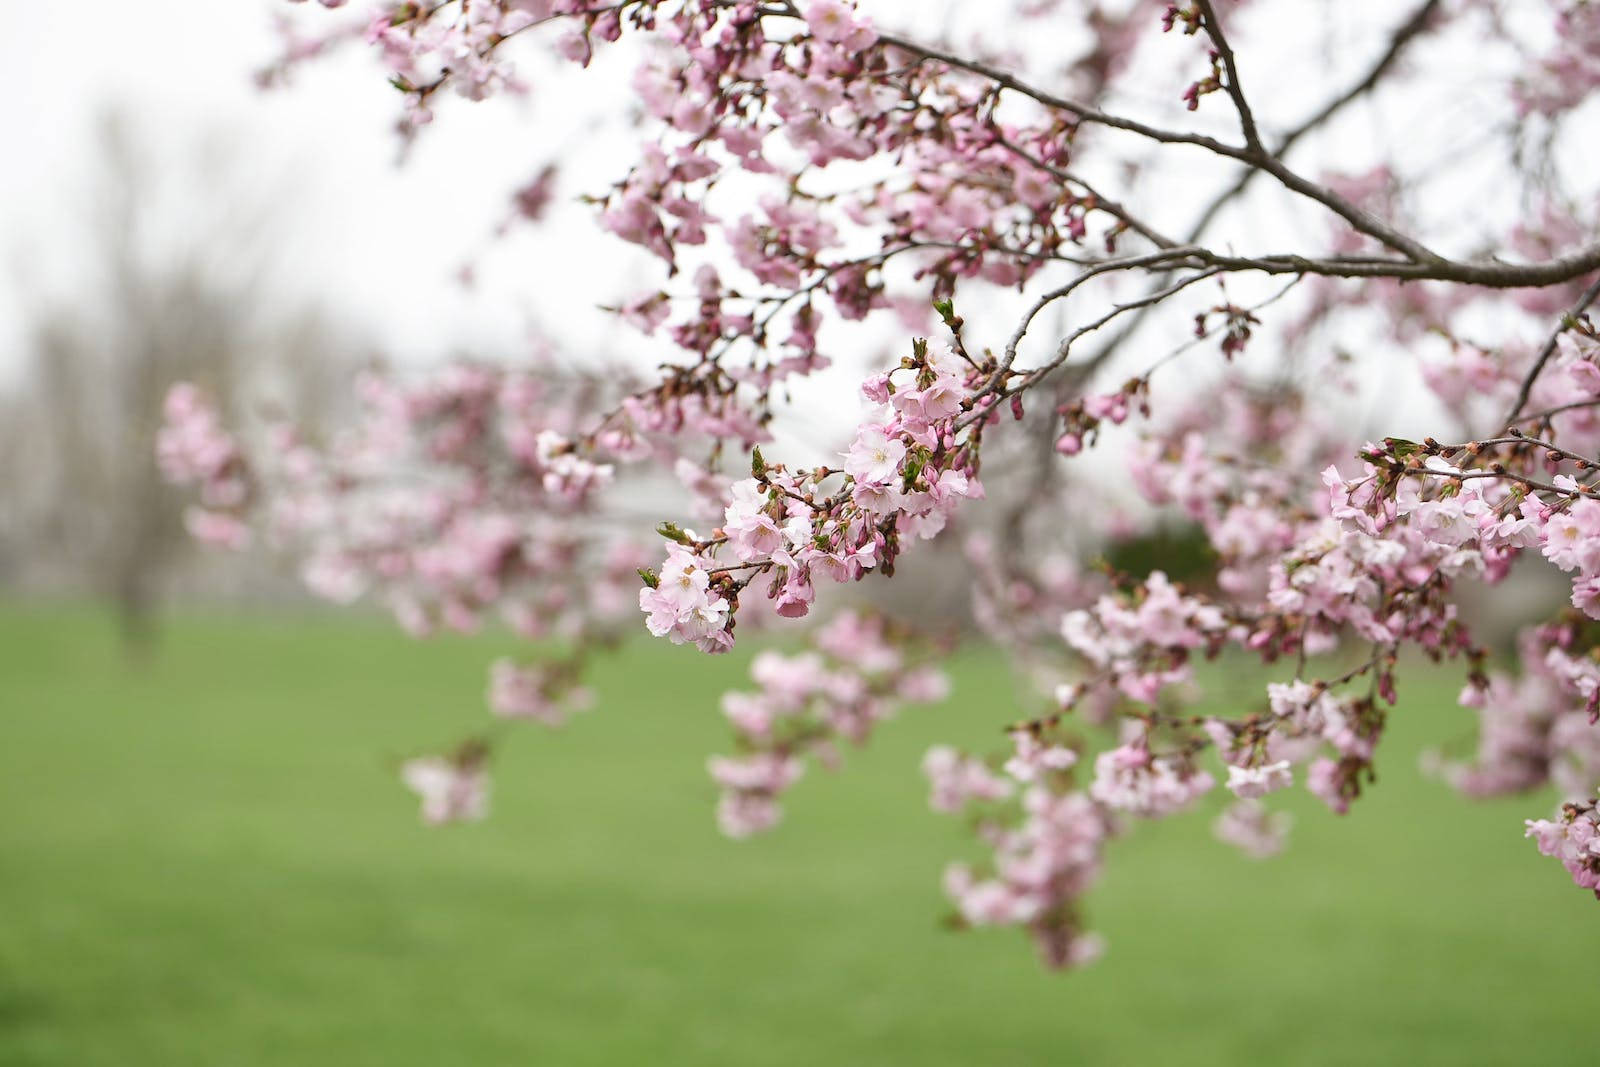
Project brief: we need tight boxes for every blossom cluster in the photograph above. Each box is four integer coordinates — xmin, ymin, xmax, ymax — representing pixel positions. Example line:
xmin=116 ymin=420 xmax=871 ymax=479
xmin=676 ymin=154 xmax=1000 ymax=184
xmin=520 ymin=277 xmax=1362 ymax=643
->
xmin=635 ymin=337 xmax=987 ymax=652
xmin=927 ymin=726 xmax=1109 ymax=969
xmin=1087 ymin=739 xmax=1213 ymax=816
xmin=156 ymin=384 xmax=253 ymax=550
xmin=488 ymin=657 xmax=595 ymax=726
xmin=710 ymin=611 xmax=950 ymax=836
xmin=1512 ymin=3 xmax=1600 ymax=119
xmin=401 ymin=747 xmax=491 ymax=826
xmin=1431 ymin=623 xmax=1600 ymax=804
xmin=1527 ymin=798 xmax=1600 ymax=897
xmin=1059 ymin=571 xmax=1228 ymax=703
xmin=157 ymin=362 xmax=649 ymax=825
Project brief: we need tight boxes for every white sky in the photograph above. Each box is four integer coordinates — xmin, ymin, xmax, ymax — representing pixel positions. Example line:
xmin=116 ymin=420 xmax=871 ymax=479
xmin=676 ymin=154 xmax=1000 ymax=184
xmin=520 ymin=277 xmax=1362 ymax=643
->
xmin=0 ymin=1 xmax=648 ymax=384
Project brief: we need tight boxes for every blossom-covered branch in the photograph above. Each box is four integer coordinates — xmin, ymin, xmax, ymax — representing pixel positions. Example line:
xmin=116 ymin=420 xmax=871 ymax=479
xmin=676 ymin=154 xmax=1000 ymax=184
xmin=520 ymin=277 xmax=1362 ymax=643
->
xmin=159 ymin=0 xmax=1600 ymax=968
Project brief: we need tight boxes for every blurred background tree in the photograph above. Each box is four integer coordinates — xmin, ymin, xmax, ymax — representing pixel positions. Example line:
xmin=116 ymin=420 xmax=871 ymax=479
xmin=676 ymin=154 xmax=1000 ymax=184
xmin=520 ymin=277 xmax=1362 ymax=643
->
xmin=0 ymin=110 xmax=362 ymax=655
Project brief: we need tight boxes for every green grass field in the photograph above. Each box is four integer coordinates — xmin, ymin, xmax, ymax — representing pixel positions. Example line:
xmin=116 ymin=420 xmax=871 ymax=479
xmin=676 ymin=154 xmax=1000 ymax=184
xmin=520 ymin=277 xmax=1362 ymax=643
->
xmin=1 ymin=602 xmax=1594 ymax=1065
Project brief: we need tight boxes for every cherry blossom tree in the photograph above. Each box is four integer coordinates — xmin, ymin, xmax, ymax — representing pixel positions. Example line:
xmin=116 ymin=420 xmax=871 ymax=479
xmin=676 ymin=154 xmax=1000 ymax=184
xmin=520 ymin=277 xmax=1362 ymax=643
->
xmin=161 ymin=0 xmax=1600 ymax=968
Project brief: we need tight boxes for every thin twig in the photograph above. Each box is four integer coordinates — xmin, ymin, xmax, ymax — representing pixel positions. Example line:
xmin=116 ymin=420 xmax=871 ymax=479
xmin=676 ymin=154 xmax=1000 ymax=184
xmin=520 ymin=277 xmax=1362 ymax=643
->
xmin=1184 ymin=0 xmax=1442 ymax=241
xmin=1503 ymin=272 xmax=1600 ymax=425
xmin=1195 ymin=0 xmax=1263 ymax=152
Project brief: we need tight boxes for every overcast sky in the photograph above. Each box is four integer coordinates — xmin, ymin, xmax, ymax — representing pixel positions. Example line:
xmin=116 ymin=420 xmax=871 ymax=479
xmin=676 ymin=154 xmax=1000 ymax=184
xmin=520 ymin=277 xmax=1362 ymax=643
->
xmin=0 ymin=1 xmax=650 ymax=386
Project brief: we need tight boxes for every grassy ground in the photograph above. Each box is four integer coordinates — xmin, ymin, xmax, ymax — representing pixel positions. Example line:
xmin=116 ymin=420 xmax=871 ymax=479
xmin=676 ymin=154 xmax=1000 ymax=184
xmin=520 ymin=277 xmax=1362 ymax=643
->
xmin=0 ymin=602 xmax=1594 ymax=1065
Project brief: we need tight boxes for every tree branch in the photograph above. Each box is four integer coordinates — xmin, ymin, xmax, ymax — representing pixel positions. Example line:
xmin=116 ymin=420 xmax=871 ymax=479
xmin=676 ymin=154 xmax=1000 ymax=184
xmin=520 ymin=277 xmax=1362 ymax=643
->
xmin=1184 ymin=0 xmax=1443 ymax=241
xmin=875 ymin=31 xmax=1249 ymax=156
xmin=998 ymin=247 xmax=1203 ymax=374
xmin=1195 ymin=0 xmax=1263 ymax=152
xmin=878 ymin=28 xmax=1438 ymax=265
xmin=1503 ymin=272 xmax=1600 ymax=425
xmin=1072 ymin=0 xmax=1446 ymax=382
xmin=1191 ymin=243 xmax=1600 ymax=286
xmin=988 ymin=133 xmax=1179 ymax=250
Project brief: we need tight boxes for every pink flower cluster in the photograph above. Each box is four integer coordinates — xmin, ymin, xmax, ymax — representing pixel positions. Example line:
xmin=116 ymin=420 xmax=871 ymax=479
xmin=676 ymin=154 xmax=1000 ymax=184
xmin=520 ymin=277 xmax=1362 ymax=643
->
xmin=161 ymin=363 xmax=642 ymax=641
xmin=922 ymin=746 xmax=1014 ymax=812
xmin=1513 ymin=4 xmax=1600 ymax=119
xmin=637 ymin=337 xmax=986 ymax=653
xmin=159 ymin=364 xmax=659 ymax=826
xmin=928 ymin=727 xmax=1109 ymax=970
xmin=1087 ymin=740 xmax=1213 ymax=817
xmin=156 ymin=384 xmax=252 ymax=549
xmin=639 ymin=546 xmax=734 ymax=652
xmin=710 ymin=611 xmax=950 ymax=837
xmin=1223 ymin=759 xmax=1292 ymax=800
xmin=401 ymin=751 xmax=490 ymax=826
xmin=487 ymin=658 xmax=594 ymax=726
xmin=1128 ymin=383 xmax=1328 ymax=597
xmin=1213 ymin=800 xmax=1291 ymax=859
xmin=1527 ymin=798 xmax=1600 ymax=898
xmin=966 ymin=534 xmax=1107 ymax=716
xmin=1436 ymin=625 xmax=1600 ymax=802
xmin=1060 ymin=571 xmax=1228 ymax=702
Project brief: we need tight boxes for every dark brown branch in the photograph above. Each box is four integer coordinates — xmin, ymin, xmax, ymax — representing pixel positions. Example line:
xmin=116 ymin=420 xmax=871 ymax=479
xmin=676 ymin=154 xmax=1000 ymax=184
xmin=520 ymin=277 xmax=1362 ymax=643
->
xmin=975 ymin=239 xmax=1600 ymax=427
xmin=1509 ymin=398 xmax=1600 ymax=426
xmin=877 ymin=13 xmax=1600 ymax=432
xmin=1005 ymin=242 xmax=1600 ymax=352
xmin=1241 ymin=152 xmax=1441 ymax=264
xmin=1190 ymin=244 xmax=1600 ymax=287
xmin=1448 ymin=435 xmax=1599 ymax=470
xmin=1195 ymin=0 xmax=1263 ymax=152
xmin=1504 ymin=273 xmax=1600 ymax=426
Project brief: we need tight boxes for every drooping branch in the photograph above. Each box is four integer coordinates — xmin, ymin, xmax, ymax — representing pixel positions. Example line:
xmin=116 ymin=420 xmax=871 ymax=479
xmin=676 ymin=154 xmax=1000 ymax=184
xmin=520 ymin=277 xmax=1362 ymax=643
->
xmin=988 ymin=133 xmax=1180 ymax=251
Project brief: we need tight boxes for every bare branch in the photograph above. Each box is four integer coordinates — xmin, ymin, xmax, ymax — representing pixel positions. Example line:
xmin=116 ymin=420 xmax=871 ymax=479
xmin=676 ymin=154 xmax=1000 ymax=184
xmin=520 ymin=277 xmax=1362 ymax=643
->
xmin=1190 ymin=244 xmax=1600 ymax=287
xmin=1070 ymin=0 xmax=1446 ymax=380
xmin=1195 ymin=0 xmax=1263 ymax=152
xmin=998 ymin=247 xmax=1204 ymax=373
xmin=1185 ymin=0 xmax=1443 ymax=241
xmin=1508 ymin=398 xmax=1600 ymax=426
xmin=1013 ymin=266 xmax=1229 ymax=391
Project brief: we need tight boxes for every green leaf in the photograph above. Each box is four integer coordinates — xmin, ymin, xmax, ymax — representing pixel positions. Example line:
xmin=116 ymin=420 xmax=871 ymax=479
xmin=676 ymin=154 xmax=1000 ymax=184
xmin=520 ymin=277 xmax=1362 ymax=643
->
xmin=1382 ymin=437 xmax=1422 ymax=459
xmin=655 ymin=522 xmax=693 ymax=545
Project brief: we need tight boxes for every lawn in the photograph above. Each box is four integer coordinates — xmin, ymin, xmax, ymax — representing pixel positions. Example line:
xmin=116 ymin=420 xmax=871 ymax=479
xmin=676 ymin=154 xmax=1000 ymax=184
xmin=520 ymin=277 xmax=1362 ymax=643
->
xmin=0 ymin=602 xmax=1594 ymax=1065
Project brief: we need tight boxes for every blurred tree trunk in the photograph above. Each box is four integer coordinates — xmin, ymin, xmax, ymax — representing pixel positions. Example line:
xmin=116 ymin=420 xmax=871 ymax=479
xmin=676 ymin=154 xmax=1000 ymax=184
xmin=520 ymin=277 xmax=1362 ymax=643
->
xmin=2 ymin=109 xmax=361 ymax=657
